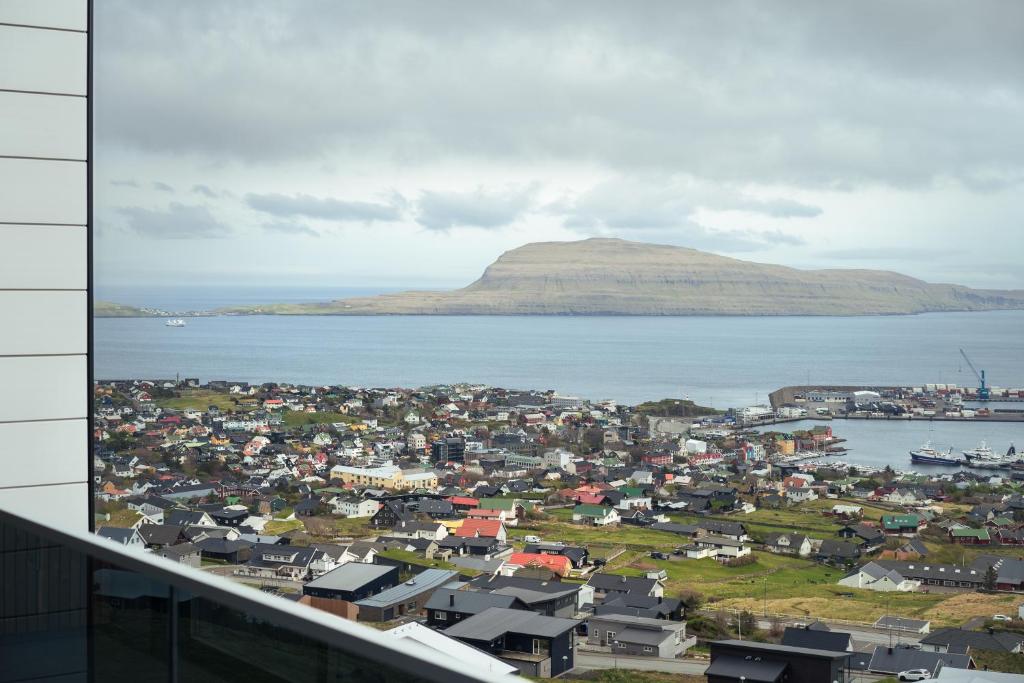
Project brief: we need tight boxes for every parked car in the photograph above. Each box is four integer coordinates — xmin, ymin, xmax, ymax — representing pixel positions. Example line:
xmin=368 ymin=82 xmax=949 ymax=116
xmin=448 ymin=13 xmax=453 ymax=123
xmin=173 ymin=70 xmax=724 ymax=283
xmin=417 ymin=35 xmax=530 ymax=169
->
xmin=672 ymin=547 xmax=685 ymax=555
xmin=523 ymin=535 xmax=541 ymax=543
xmin=992 ymin=614 xmax=1012 ymax=622
xmin=898 ymin=669 xmax=931 ymax=681
xmin=592 ymin=558 xmax=606 ymax=567
xmin=649 ymin=551 xmax=669 ymax=560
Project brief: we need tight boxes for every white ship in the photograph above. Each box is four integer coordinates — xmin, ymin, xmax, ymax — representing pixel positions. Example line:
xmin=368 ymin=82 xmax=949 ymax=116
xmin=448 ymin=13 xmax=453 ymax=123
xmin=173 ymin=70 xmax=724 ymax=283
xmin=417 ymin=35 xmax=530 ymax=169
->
xmin=962 ymin=441 xmax=996 ymax=461
xmin=165 ymin=319 xmax=186 ymax=327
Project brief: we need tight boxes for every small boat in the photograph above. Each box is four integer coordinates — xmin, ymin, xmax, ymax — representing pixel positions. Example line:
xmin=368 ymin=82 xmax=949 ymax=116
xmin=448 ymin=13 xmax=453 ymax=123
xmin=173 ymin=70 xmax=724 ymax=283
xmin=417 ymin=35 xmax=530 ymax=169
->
xmin=909 ymin=442 xmax=964 ymax=466
xmin=165 ymin=319 xmax=186 ymax=327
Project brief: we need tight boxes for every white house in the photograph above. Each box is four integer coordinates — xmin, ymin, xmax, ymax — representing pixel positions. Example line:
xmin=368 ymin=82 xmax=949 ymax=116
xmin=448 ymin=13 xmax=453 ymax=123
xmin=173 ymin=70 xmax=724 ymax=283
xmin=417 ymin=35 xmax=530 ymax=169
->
xmin=837 ymin=562 xmax=921 ymax=592
xmin=329 ymin=496 xmax=380 ymax=518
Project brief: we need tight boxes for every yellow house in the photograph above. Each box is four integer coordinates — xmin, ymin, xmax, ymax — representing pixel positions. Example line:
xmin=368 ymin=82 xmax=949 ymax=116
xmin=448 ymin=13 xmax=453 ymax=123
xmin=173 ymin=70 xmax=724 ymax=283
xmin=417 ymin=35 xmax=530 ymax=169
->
xmin=775 ymin=437 xmax=796 ymax=455
xmin=329 ymin=465 xmax=438 ymax=491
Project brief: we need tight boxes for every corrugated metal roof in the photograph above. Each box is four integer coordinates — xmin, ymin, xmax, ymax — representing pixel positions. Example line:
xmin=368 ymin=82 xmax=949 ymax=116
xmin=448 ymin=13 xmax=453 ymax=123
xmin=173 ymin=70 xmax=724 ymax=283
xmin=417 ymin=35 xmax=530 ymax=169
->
xmin=355 ymin=569 xmax=459 ymax=608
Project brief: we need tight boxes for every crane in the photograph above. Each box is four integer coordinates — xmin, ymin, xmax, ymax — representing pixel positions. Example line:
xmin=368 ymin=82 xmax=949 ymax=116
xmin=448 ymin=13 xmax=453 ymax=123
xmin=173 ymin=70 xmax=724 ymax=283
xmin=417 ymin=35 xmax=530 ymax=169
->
xmin=959 ymin=348 xmax=990 ymax=399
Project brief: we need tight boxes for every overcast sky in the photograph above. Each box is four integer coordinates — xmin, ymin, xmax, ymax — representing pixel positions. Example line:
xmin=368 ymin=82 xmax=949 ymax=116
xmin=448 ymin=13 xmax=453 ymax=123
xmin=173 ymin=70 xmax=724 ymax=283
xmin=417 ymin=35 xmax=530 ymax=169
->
xmin=94 ymin=1 xmax=1024 ymax=291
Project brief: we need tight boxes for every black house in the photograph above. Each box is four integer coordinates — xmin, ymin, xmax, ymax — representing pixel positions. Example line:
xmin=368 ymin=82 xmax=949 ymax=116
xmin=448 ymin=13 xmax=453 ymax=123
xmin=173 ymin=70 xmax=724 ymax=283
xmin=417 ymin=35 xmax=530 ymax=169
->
xmin=706 ymin=640 xmax=849 ymax=683
xmin=444 ymin=607 xmax=579 ymax=678
xmin=370 ymin=501 xmax=414 ymax=528
xmin=302 ymin=563 xmax=399 ymax=602
xmin=468 ymin=575 xmax=580 ymax=618
xmin=424 ymin=588 xmax=527 ymax=628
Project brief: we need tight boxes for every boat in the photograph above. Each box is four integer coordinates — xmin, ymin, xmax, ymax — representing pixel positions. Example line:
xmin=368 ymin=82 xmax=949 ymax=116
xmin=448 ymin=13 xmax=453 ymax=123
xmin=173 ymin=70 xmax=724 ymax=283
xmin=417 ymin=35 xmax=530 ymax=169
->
xmin=963 ymin=441 xmax=996 ymax=461
xmin=909 ymin=442 xmax=964 ymax=466
xmin=165 ymin=319 xmax=186 ymax=327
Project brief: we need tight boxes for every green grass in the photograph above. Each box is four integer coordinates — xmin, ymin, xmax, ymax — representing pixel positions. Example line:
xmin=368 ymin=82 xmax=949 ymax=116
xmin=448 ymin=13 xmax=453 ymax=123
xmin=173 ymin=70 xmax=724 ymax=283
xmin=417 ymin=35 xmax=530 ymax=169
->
xmin=972 ymin=649 xmax=1024 ymax=674
xmin=263 ymin=519 xmax=303 ymax=535
xmin=95 ymin=509 xmax=142 ymax=528
xmin=154 ymin=390 xmax=244 ymax=412
xmin=332 ymin=516 xmax=375 ymax=537
xmin=281 ymin=411 xmax=355 ymax=427
xmin=376 ymin=549 xmax=472 ymax=574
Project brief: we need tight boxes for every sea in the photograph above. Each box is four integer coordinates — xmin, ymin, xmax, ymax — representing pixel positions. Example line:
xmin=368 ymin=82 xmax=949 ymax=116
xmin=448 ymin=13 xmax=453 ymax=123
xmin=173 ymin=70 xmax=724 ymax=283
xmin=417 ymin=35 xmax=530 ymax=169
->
xmin=95 ymin=286 xmax=1024 ymax=471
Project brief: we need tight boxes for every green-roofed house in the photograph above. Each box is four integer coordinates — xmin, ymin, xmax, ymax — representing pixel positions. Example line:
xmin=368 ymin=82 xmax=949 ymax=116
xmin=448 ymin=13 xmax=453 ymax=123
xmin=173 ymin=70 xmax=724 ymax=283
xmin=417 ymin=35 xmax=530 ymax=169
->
xmin=572 ymin=504 xmax=620 ymax=526
xmin=616 ymin=486 xmax=653 ymax=511
xmin=477 ymin=497 xmax=535 ymax=522
xmin=949 ymin=527 xmax=991 ymax=545
xmin=880 ymin=514 xmax=925 ymax=536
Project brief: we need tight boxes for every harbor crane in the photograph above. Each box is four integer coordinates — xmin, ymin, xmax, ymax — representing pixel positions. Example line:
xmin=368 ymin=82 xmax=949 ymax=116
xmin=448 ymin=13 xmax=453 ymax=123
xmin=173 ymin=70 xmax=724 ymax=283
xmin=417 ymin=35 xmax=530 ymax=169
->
xmin=959 ymin=348 xmax=990 ymax=399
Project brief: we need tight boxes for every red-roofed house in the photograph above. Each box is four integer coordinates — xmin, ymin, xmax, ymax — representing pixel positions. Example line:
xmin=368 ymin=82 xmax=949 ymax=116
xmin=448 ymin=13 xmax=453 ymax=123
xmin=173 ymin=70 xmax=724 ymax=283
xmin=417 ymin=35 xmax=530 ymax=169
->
xmin=575 ymin=493 xmax=607 ymax=506
xmin=447 ymin=496 xmax=480 ymax=511
xmin=508 ymin=553 xmax=571 ymax=577
xmin=453 ymin=519 xmax=507 ymax=542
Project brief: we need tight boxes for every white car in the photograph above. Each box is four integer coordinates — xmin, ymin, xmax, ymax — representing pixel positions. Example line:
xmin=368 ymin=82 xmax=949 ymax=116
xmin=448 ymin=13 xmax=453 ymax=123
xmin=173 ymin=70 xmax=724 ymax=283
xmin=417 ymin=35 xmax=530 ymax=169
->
xmin=898 ymin=669 xmax=931 ymax=682
xmin=523 ymin=535 xmax=541 ymax=543
xmin=992 ymin=614 xmax=1012 ymax=622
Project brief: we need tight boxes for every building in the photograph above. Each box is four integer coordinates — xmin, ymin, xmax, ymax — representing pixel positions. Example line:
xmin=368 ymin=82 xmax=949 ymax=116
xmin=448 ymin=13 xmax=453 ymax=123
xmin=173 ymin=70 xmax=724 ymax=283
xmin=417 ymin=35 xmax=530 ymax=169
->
xmin=0 ymin=3 xmax=90 ymax=532
xmin=431 ymin=437 xmax=466 ymax=463
xmin=837 ymin=561 xmax=921 ymax=592
xmin=706 ymin=640 xmax=850 ymax=683
xmin=330 ymin=465 xmax=439 ymax=491
xmin=354 ymin=569 xmax=458 ymax=622
xmin=586 ymin=613 xmax=694 ymax=657
xmin=572 ymin=504 xmax=620 ymax=526
xmin=329 ymin=495 xmax=380 ymax=518
xmin=303 ymin=563 xmax=401 ymax=602
xmin=920 ymin=628 xmax=1024 ymax=654
xmin=384 ymin=622 xmax=519 ymax=678
xmin=425 ymin=588 xmax=528 ymax=628
xmin=763 ymin=533 xmax=812 ymax=557
xmin=443 ymin=607 xmax=580 ymax=678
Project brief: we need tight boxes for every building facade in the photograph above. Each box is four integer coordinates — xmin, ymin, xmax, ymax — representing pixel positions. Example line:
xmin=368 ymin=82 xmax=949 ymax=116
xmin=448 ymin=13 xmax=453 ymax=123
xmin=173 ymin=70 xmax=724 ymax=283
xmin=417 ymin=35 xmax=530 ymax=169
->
xmin=0 ymin=0 xmax=90 ymax=533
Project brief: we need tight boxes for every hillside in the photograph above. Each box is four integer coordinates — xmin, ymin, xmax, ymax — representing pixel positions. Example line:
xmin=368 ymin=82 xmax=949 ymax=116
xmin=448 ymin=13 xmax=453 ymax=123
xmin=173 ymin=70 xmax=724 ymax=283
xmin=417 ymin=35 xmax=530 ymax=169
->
xmin=224 ymin=238 xmax=1024 ymax=316
xmin=94 ymin=301 xmax=154 ymax=317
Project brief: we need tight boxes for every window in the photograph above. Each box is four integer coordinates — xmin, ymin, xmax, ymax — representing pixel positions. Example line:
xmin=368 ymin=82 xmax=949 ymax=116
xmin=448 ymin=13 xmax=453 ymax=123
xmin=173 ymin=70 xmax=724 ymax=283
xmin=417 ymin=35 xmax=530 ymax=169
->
xmin=607 ymin=631 xmax=616 ymax=641
xmin=643 ymin=646 xmax=654 ymax=653
xmin=435 ymin=611 xmax=447 ymax=620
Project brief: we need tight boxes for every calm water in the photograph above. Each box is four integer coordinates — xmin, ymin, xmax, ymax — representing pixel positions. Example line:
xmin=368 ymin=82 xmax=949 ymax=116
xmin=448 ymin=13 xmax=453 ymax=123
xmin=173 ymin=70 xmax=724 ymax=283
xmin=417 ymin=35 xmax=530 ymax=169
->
xmin=753 ymin=419 xmax=1021 ymax=472
xmin=95 ymin=302 xmax=1024 ymax=411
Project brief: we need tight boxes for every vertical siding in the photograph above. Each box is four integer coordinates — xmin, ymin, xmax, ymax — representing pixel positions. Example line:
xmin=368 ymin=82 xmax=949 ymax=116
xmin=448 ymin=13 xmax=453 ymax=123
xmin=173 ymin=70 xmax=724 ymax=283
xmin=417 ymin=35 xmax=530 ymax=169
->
xmin=0 ymin=1 xmax=89 ymax=534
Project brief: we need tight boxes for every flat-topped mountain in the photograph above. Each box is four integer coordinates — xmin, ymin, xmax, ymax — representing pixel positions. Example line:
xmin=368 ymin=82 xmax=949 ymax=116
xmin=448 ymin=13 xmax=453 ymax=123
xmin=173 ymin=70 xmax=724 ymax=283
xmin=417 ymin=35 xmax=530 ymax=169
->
xmin=223 ymin=238 xmax=1024 ymax=316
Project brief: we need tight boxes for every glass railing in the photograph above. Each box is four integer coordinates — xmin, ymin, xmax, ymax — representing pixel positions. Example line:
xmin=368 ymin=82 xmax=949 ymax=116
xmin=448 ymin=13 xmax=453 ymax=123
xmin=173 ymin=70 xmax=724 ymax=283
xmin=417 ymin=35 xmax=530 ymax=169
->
xmin=0 ymin=509 xmax=510 ymax=683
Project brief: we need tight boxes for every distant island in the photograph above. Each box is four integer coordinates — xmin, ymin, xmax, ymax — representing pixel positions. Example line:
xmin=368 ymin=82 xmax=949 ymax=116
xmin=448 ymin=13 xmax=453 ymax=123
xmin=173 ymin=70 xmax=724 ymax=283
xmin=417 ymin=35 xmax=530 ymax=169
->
xmin=97 ymin=238 xmax=1024 ymax=317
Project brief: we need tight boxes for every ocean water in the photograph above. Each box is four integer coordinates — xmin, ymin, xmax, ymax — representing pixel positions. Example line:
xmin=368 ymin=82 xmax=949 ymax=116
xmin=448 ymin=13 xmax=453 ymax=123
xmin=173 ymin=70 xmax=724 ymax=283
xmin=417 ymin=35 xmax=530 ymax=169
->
xmin=753 ymin=419 xmax=1021 ymax=473
xmin=94 ymin=299 xmax=1023 ymax=403
xmin=94 ymin=294 xmax=1024 ymax=470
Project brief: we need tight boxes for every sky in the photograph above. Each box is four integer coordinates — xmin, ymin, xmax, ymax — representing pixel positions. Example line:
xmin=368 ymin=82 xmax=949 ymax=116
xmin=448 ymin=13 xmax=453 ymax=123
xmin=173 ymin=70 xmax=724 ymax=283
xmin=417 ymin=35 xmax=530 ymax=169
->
xmin=94 ymin=1 xmax=1024 ymax=291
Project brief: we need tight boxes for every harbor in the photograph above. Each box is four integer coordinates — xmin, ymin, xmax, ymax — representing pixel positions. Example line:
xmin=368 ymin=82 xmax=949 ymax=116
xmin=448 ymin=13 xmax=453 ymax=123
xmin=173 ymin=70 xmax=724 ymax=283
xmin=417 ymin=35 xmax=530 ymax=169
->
xmin=751 ymin=418 xmax=1020 ymax=475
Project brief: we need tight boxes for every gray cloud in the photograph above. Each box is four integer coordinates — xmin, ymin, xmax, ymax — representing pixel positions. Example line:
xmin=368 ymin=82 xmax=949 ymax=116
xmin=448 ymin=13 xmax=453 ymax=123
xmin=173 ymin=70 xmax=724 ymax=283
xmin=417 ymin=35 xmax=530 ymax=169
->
xmin=415 ymin=186 xmax=535 ymax=231
xmin=727 ymin=197 xmax=822 ymax=218
xmin=821 ymin=246 xmax=956 ymax=261
xmin=192 ymin=184 xmax=218 ymax=198
xmin=95 ymin=1 xmax=1024 ymax=189
xmin=118 ymin=203 xmax=231 ymax=239
xmin=246 ymin=192 xmax=401 ymax=222
xmin=263 ymin=219 xmax=319 ymax=237
xmin=110 ymin=179 xmax=138 ymax=187
xmin=152 ymin=181 xmax=175 ymax=192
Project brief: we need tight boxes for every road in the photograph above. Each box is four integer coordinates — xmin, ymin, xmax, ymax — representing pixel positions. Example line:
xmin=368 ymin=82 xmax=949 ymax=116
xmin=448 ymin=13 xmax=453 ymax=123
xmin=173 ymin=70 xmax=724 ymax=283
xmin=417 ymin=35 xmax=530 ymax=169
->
xmin=574 ymin=651 xmax=709 ymax=675
xmin=574 ymin=651 xmax=891 ymax=682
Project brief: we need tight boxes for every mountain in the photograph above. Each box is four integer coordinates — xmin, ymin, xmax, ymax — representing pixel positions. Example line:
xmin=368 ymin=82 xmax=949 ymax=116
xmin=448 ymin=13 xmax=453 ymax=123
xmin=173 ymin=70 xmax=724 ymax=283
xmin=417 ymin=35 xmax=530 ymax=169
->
xmin=225 ymin=238 xmax=1024 ymax=316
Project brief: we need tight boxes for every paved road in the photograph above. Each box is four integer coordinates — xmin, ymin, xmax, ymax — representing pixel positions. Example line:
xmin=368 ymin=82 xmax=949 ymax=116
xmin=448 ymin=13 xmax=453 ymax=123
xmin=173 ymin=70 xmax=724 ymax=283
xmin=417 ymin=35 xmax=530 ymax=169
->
xmin=574 ymin=651 xmax=709 ymax=675
xmin=575 ymin=651 xmax=890 ymax=681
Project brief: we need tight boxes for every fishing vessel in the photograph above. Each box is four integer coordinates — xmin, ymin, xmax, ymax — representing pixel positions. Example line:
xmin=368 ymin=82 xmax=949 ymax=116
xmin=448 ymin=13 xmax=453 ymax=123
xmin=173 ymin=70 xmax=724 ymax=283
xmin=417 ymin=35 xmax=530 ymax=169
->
xmin=165 ymin=319 xmax=186 ymax=327
xmin=909 ymin=442 xmax=964 ymax=466
xmin=962 ymin=441 xmax=996 ymax=461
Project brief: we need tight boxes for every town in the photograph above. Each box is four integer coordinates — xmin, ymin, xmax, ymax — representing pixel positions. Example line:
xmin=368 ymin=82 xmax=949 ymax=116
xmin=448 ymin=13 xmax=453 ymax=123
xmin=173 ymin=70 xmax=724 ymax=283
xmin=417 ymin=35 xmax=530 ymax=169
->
xmin=91 ymin=379 xmax=1024 ymax=681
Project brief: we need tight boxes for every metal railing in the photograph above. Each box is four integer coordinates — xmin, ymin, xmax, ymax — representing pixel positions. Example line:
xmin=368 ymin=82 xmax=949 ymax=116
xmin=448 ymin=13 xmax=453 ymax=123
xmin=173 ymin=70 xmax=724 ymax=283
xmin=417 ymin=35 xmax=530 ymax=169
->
xmin=0 ymin=508 xmax=511 ymax=683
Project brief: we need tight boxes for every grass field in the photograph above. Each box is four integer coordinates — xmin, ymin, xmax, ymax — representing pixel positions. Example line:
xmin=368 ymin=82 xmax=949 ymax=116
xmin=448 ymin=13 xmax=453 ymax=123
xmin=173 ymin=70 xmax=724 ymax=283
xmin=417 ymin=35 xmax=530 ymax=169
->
xmin=263 ymin=519 xmax=303 ymax=535
xmin=523 ymin=510 xmax=1024 ymax=627
xmin=155 ymin=390 xmax=247 ymax=412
